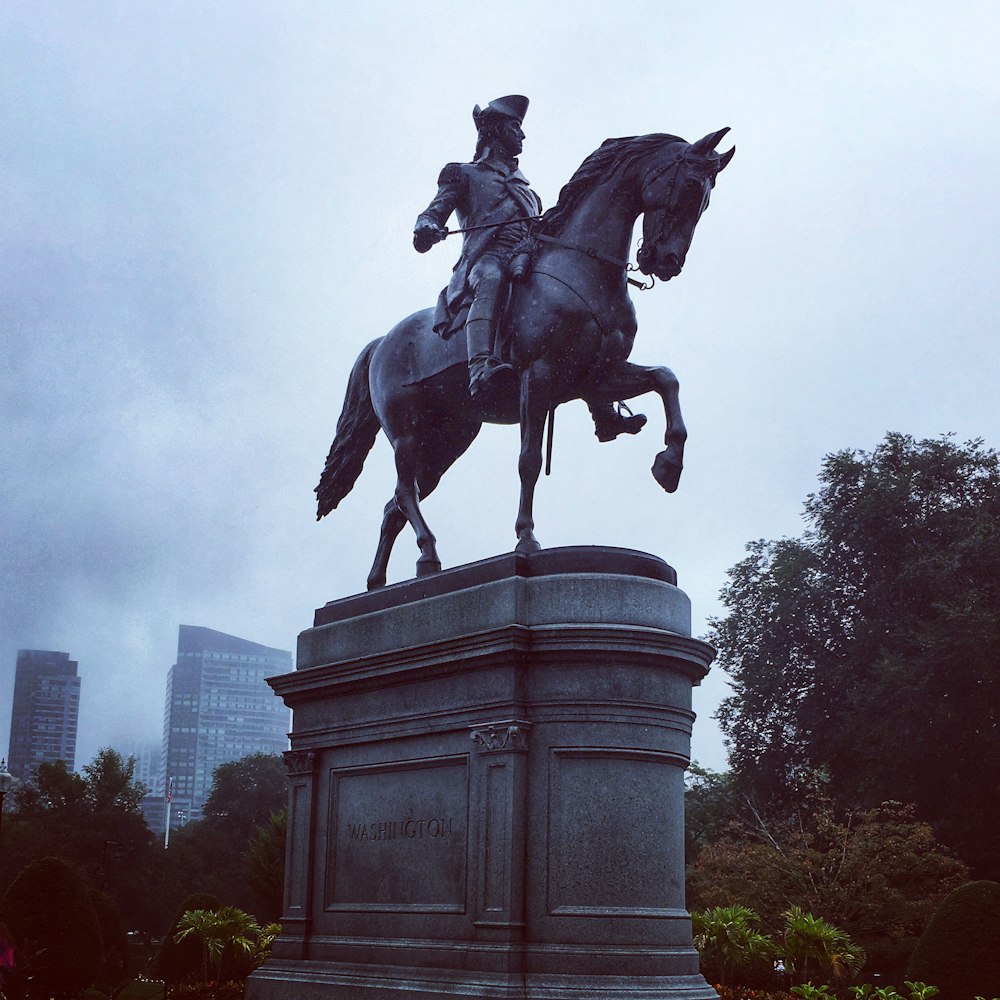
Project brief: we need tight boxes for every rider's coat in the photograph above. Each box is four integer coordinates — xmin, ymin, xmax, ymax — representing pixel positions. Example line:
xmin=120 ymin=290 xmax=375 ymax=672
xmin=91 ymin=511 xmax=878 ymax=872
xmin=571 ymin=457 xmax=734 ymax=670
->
xmin=415 ymin=152 xmax=542 ymax=337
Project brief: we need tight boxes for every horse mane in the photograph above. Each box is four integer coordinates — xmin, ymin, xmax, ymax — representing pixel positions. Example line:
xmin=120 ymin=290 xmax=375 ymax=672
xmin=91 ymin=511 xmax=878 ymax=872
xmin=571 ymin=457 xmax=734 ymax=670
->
xmin=539 ymin=133 xmax=685 ymax=237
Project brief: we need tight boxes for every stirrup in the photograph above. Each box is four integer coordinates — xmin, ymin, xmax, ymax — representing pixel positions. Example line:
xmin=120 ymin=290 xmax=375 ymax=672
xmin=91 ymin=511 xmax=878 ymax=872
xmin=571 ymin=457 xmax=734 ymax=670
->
xmin=469 ymin=355 xmax=514 ymax=398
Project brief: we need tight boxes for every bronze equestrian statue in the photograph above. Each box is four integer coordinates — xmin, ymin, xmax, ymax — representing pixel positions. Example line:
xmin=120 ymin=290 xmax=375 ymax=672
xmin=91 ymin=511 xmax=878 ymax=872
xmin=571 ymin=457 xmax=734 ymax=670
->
xmin=316 ymin=102 xmax=734 ymax=589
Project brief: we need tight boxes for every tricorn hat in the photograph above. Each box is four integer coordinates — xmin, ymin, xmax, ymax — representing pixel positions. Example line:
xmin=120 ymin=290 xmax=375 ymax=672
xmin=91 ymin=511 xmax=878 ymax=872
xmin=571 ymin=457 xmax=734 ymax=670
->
xmin=473 ymin=94 xmax=529 ymax=127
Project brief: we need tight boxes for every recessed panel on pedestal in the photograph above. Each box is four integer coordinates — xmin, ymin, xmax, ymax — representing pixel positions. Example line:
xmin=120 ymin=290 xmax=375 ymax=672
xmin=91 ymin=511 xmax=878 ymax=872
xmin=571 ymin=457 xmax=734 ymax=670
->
xmin=325 ymin=755 xmax=469 ymax=913
xmin=548 ymin=748 xmax=685 ymax=916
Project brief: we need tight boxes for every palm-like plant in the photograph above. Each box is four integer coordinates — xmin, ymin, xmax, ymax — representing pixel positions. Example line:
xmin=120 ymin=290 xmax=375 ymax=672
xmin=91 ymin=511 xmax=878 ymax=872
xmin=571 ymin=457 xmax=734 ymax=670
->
xmin=174 ymin=909 xmax=227 ymax=983
xmin=174 ymin=905 xmax=270 ymax=983
xmin=783 ymin=906 xmax=865 ymax=983
xmin=691 ymin=905 xmax=774 ymax=985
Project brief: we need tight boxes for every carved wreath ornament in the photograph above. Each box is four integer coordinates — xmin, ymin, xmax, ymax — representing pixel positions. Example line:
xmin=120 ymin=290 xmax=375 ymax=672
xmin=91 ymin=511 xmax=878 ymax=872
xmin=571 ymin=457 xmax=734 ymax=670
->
xmin=470 ymin=724 xmax=528 ymax=753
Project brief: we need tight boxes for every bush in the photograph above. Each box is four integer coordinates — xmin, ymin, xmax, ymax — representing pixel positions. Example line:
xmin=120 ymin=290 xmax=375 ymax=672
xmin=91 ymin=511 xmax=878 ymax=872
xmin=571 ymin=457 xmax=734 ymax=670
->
xmin=907 ymin=880 xmax=1000 ymax=1000
xmin=88 ymin=888 xmax=130 ymax=997
xmin=156 ymin=892 xmax=221 ymax=984
xmin=0 ymin=856 xmax=103 ymax=997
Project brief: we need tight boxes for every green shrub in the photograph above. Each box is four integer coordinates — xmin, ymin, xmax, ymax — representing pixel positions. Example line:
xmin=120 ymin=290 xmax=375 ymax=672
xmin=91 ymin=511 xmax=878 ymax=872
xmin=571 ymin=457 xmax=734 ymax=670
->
xmin=0 ymin=856 xmax=103 ymax=997
xmin=907 ymin=880 xmax=1000 ymax=1000
xmin=156 ymin=892 xmax=221 ymax=984
xmin=88 ymin=888 xmax=130 ymax=997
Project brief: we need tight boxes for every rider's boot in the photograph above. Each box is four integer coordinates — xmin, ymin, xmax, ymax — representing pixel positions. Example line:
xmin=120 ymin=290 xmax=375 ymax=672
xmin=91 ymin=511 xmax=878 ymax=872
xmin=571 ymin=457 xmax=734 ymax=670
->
xmin=589 ymin=402 xmax=648 ymax=442
xmin=466 ymin=288 xmax=515 ymax=400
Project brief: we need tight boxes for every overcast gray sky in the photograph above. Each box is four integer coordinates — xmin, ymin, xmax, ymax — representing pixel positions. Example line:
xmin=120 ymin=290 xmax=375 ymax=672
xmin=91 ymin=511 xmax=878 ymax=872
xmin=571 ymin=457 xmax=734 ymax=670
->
xmin=3 ymin=2 xmax=998 ymax=775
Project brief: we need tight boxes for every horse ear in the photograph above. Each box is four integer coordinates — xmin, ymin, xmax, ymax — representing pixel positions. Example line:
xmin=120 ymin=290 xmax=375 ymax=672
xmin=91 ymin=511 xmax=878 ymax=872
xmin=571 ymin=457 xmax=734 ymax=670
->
xmin=718 ymin=146 xmax=736 ymax=171
xmin=690 ymin=127 xmax=731 ymax=155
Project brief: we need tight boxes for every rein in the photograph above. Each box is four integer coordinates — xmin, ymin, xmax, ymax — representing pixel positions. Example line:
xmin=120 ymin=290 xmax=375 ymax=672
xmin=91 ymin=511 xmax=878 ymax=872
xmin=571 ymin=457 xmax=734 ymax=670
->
xmin=535 ymin=234 xmax=654 ymax=291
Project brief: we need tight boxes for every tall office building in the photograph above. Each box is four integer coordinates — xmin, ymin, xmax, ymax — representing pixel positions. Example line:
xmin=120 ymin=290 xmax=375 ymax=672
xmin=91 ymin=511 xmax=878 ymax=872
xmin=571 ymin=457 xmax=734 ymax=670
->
xmin=162 ymin=625 xmax=291 ymax=828
xmin=7 ymin=649 xmax=81 ymax=784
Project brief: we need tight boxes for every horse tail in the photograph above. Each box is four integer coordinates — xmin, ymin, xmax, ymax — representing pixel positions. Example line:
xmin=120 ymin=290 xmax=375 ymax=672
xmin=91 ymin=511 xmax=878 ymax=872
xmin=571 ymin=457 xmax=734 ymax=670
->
xmin=315 ymin=338 xmax=382 ymax=520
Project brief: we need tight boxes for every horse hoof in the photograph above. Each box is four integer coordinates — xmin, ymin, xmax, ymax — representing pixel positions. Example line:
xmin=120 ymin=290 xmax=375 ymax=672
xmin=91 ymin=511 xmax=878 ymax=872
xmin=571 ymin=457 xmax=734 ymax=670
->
xmin=515 ymin=535 xmax=542 ymax=555
xmin=367 ymin=576 xmax=386 ymax=591
xmin=416 ymin=557 xmax=442 ymax=577
xmin=652 ymin=450 xmax=683 ymax=493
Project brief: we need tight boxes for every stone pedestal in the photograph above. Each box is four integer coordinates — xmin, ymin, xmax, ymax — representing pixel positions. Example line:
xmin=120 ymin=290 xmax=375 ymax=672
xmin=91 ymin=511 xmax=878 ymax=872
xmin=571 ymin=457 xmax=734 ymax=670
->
xmin=247 ymin=547 xmax=716 ymax=1000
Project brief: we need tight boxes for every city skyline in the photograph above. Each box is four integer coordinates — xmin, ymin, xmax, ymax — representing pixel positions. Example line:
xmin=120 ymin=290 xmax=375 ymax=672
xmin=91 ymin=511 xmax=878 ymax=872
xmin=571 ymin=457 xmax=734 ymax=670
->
xmin=3 ymin=4 xmax=998 ymax=777
xmin=3 ymin=627 xmax=291 ymax=804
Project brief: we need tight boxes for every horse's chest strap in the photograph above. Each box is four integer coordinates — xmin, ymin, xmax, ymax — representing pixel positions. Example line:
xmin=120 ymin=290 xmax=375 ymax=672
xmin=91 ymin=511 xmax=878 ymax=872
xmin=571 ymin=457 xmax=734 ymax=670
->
xmin=535 ymin=234 xmax=628 ymax=271
xmin=535 ymin=234 xmax=649 ymax=289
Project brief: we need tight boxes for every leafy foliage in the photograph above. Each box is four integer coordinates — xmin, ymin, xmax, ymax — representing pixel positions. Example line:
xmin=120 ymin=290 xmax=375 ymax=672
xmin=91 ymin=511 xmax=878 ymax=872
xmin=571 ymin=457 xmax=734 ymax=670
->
xmin=160 ymin=753 xmax=287 ymax=916
xmin=202 ymin=753 xmax=286 ymax=843
xmin=691 ymin=905 xmax=774 ymax=985
xmin=173 ymin=906 xmax=280 ymax=985
xmin=711 ymin=434 xmax=1000 ymax=877
xmin=783 ymin=905 xmax=865 ymax=982
xmin=687 ymin=791 xmax=966 ymax=975
xmin=87 ymin=888 xmax=130 ymax=998
xmin=1 ymin=749 xmax=157 ymax=931
xmin=906 ymin=880 xmax=1000 ymax=1000
xmin=0 ymin=856 xmax=103 ymax=998
xmin=157 ymin=892 xmax=222 ymax=984
xmin=685 ymin=764 xmax=740 ymax=862
xmin=243 ymin=808 xmax=287 ymax=922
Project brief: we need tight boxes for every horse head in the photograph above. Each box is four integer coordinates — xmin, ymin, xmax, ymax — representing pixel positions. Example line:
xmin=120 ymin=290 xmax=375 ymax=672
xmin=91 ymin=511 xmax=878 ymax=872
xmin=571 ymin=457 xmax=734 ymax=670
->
xmin=636 ymin=128 xmax=735 ymax=281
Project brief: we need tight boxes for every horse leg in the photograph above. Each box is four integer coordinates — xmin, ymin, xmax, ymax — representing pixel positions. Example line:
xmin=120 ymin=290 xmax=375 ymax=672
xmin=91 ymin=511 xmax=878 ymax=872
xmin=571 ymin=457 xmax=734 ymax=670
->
xmin=391 ymin=433 xmax=441 ymax=576
xmin=586 ymin=362 xmax=688 ymax=493
xmin=367 ymin=498 xmax=407 ymax=590
xmin=514 ymin=366 xmax=553 ymax=553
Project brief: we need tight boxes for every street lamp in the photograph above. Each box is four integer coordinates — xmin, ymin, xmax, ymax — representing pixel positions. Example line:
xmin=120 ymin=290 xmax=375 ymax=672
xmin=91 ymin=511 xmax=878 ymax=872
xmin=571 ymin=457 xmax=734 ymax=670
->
xmin=0 ymin=758 xmax=13 ymax=846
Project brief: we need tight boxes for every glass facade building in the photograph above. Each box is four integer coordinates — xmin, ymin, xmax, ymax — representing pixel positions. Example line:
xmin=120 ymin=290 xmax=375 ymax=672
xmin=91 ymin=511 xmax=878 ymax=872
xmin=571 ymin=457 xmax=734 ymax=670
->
xmin=161 ymin=625 xmax=291 ymax=828
xmin=7 ymin=649 xmax=81 ymax=784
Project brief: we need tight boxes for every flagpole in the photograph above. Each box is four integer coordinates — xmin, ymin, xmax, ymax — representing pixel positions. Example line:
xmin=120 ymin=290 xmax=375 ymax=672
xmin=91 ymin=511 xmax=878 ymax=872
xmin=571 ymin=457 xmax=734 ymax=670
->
xmin=164 ymin=775 xmax=173 ymax=849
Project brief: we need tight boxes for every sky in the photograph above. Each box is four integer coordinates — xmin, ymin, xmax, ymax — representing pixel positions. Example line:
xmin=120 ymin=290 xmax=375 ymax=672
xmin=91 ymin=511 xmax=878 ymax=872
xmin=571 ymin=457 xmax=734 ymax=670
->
xmin=2 ymin=1 xmax=999 ymax=776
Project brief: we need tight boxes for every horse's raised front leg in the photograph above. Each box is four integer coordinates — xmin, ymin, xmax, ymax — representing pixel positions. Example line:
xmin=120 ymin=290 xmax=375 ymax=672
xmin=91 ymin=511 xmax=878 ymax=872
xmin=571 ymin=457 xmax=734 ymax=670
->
xmin=587 ymin=361 xmax=688 ymax=493
xmin=367 ymin=498 xmax=407 ymax=590
xmin=514 ymin=365 xmax=553 ymax=553
xmin=391 ymin=433 xmax=441 ymax=576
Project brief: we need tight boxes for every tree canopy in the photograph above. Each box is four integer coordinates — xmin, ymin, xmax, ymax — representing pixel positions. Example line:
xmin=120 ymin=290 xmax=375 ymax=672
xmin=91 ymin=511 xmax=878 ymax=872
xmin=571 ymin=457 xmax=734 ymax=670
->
xmin=710 ymin=433 xmax=1000 ymax=877
xmin=202 ymin=753 xmax=287 ymax=843
xmin=160 ymin=753 xmax=287 ymax=916
xmin=1 ymin=749 xmax=157 ymax=930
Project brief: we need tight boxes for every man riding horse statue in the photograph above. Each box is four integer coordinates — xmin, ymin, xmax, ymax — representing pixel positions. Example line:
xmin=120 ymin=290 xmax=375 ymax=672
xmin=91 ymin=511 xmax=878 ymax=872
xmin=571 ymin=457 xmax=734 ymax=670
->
xmin=413 ymin=94 xmax=645 ymax=442
xmin=316 ymin=96 xmax=734 ymax=588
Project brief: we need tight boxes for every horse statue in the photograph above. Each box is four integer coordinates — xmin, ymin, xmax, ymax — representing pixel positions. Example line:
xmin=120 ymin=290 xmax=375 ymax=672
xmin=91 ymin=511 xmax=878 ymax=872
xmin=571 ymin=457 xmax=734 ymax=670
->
xmin=316 ymin=129 xmax=734 ymax=589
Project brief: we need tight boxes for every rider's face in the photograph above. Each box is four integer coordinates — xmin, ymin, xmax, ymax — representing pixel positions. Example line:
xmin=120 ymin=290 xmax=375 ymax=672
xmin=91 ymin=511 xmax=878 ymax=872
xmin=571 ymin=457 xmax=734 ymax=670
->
xmin=494 ymin=118 xmax=525 ymax=158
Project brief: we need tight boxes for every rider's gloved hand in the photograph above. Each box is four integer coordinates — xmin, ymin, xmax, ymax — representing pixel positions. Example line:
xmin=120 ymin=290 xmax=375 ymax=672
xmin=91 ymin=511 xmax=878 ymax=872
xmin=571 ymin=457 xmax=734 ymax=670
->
xmin=413 ymin=222 xmax=445 ymax=253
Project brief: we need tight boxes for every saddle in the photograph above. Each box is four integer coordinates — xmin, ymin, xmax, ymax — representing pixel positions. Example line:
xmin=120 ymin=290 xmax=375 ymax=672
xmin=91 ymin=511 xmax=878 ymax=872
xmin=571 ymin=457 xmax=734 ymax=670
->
xmin=403 ymin=238 xmax=540 ymax=390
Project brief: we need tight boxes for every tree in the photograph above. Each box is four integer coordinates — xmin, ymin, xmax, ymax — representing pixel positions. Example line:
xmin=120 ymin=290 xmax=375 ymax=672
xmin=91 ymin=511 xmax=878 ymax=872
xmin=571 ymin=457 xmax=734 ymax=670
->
xmin=1 ymin=749 xmax=158 ymax=931
xmin=159 ymin=754 xmax=288 ymax=916
xmin=687 ymin=795 xmax=967 ymax=975
xmin=711 ymin=433 xmax=1000 ymax=877
xmin=202 ymin=753 xmax=286 ymax=844
xmin=685 ymin=764 xmax=741 ymax=863
xmin=243 ymin=809 xmax=287 ymax=922
xmin=83 ymin=747 xmax=149 ymax=813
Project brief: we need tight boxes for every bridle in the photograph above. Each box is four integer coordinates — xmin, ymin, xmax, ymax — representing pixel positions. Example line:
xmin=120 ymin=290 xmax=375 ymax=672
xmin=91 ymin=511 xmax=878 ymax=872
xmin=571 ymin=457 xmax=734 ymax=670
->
xmin=635 ymin=147 xmax=714 ymax=277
